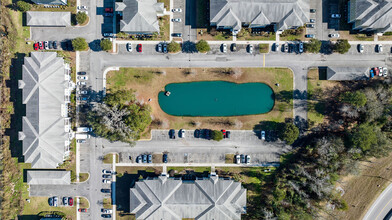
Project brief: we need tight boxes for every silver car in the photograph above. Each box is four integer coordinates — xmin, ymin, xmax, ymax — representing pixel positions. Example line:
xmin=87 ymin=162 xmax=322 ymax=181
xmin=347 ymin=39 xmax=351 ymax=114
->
xmin=53 ymin=196 xmax=58 ymax=207
xmin=222 ymin=43 xmax=227 ymax=53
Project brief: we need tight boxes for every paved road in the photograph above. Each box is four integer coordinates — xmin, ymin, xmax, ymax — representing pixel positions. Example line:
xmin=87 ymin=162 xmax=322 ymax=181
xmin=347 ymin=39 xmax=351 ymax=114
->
xmin=363 ymin=183 xmax=392 ymax=220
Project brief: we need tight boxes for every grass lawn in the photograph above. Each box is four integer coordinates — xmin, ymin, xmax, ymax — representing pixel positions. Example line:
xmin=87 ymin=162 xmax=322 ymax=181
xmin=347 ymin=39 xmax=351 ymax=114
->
xmin=103 ymin=198 xmax=112 ymax=209
xmin=225 ymin=154 xmax=235 ymax=164
xmin=116 ymin=166 xmax=163 ymax=175
xmin=259 ymin=44 xmax=269 ymax=53
xmin=333 ymin=153 xmax=392 ymax=220
xmin=79 ymin=173 xmax=89 ymax=182
xmin=58 ymin=139 xmax=77 ymax=182
xmin=307 ymin=69 xmax=342 ymax=128
xmin=167 ymin=166 xmax=211 ymax=174
xmin=338 ymin=31 xmax=374 ymax=41
xmin=103 ymin=154 xmax=119 ymax=164
xmin=107 ymin=68 xmax=293 ymax=134
xmin=236 ymin=28 xmax=276 ymax=41
xmin=197 ymin=28 xmax=233 ymax=41
xmin=378 ymin=35 xmax=392 ymax=41
xmin=79 ymin=197 xmax=90 ymax=209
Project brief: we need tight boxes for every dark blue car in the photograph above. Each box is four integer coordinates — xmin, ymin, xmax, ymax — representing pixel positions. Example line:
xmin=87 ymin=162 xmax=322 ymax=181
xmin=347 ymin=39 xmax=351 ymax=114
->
xmin=163 ymin=154 xmax=167 ymax=163
xmin=142 ymin=155 xmax=147 ymax=163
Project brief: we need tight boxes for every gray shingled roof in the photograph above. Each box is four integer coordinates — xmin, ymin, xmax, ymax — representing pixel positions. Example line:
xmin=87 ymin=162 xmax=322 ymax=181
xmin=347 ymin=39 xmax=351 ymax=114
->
xmin=327 ymin=67 xmax=370 ymax=80
xmin=210 ymin=0 xmax=310 ymax=32
xmin=26 ymin=11 xmax=71 ymax=27
xmin=349 ymin=0 xmax=392 ymax=33
xmin=130 ymin=175 xmax=247 ymax=220
xmin=27 ymin=170 xmax=71 ymax=185
xmin=31 ymin=0 xmax=67 ymax=5
xmin=116 ymin=0 xmax=164 ymax=34
xmin=19 ymin=52 xmax=71 ymax=169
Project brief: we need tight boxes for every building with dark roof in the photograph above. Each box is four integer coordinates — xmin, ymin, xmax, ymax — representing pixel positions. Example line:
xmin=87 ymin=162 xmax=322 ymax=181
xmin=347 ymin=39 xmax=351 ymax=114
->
xmin=130 ymin=174 xmax=247 ymax=220
xmin=349 ymin=0 xmax=392 ymax=33
xmin=18 ymin=52 xmax=72 ymax=168
xmin=210 ymin=0 xmax=310 ymax=33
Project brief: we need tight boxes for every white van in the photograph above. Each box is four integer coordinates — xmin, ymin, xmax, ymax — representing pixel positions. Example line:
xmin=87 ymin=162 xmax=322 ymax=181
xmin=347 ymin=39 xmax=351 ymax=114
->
xmin=76 ymin=127 xmax=92 ymax=133
xmin=75 ymin=133 xmax=90 ymax=139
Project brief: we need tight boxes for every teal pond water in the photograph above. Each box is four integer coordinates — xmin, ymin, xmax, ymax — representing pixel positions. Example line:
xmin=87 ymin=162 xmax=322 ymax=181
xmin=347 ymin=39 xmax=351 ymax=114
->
xmin=158 ymin=81 xmax=275 ymax=117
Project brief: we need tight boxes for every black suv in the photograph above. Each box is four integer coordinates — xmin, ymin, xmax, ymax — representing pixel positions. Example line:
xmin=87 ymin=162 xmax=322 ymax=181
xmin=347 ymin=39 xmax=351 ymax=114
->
xmin=169 ymin=129 xmax=176 ymax=139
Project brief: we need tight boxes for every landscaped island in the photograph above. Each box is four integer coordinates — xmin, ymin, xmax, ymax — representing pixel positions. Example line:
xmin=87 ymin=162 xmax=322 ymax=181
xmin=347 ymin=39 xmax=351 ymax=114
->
xmin=158 ymin=81 xmax=274 ymax=116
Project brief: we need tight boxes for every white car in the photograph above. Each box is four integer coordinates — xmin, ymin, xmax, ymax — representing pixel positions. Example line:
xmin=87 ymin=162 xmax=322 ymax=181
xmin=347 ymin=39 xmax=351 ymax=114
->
xmin=179 ymin=129 xmax=185 ymax=138
xmin=248 ymin=44 xmax=253 ymax=54
xmin=103 ymin=179 xmax=111 ymax=184
xmin=172 ymin=18 xmax=182 ymax=22
xmin=329 ymin=33 xmax=340 ymax=38
xmin=235 ymin=155 xmax=240 ymax=164
xmin=77 ymin=81 xmax=86 ymax=86
xmin=377 ymin=44 xmax=383 ymax=53
xmin=222 ymin=43 xmax=227 ymax=53
xmin=77 ymin=5 xmax=87 ymax=10
xmin=261 ymin=131 xmax=265 ymax=140
xmin=246 ymin=155 xmax=251 ymax=164
xmin=172 ymin=8 xmax=182 ymax=12
xmin=78 ymin=90 xmax=88 ymax=95
xmin=101 ymin=209 xmax=113 ymax=214
xmin=383 ymin=67 xmax=388 ymax=77
xmin=102 ymin=169 xmax=112 ymax=174
xmin=44 ymin=41 xmax=49 ymax=50
xmin=53 ymin=196 xmax=58 ymax=207
xmin=77 ymin=76 xmax=88 ymax=80
xmin=126 ymin=43 xmax=132 ymax=52
xmin=358 ymin=44 xmax=364 ymax=53
xmin=331 ymin=14 xmax=341 ymax=18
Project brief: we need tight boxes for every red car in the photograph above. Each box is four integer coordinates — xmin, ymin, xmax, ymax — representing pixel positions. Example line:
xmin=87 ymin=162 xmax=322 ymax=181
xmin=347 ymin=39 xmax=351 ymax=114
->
xmin=39 ymin=41 xmax=44 ymax=50
xmin=34 ymin=43 xmax=39 ymax=50
xmin=221 ymin=129 xmax=226 ymax=137
xmin=374 ymin=67 xmax=379 ymax=76
xmin=137 ymin=44 xmax=142 ymax=52
xmin=68 ymin=197 xmax=73 ymax=206
xmin=78 ymin=208 xmax=87 ymax=212
xmin=105 ymin=8 xmax=113 ymax=12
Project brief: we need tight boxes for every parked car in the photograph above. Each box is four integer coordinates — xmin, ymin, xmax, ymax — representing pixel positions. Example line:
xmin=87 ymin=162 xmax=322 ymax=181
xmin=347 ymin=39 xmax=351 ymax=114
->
xmin=310 ymin=9 xmax=316 ymax=13
xmin=126 ymin=43 xmax=132 ymax=52
xmin=163 ymin=43 xmax=167 ymax=53
xmin=169 ymin=129 xmax=176 ymax=139
xmin=205 ymin=129 xmax=211 ymax=140
xmin=78 ymin=208 xmax=87 ymax=212
xmin=77 ymin=97 xmax=88 ymax=101
xmin=157 ymin=43 xmax=162 ymax=52
xmin=53 ymin=41 xmax=58 ymax=49
xmin=44 ymin=41 xmax=49 ymax=50
xmin=102 ymin=174 xmax=111 ymax=178
xmin=370 ymin=69 xmax=374 ymax=78
xmin=222 ymin=43 xmax=227 ymax=53
xmin=331 ymin=14 xmax=341 ymax=18
xmin=374 ymin=67 xmax=380 ymax=76
xmin=104 ymin=13 xmax=113 ymax=17
xmin=172 ymin=33 xmax=182 ymax=37
xmin=246 ymin=155 xmax=251 ymax=164
xmin=34 ymin=43 xmax=39 ymax=51
xmin=172 ymin=18 xmax=182 ymax=22
xmin=137 ymin=44 xmax=142 ymax=52
xmin=102 ymin=214 xmax=112 ymax=218
xmin=53 ymin=196 xmax=58 ymax=207
xmin=274 ymin=43 xmax=279 ymax=51
xmin=104 ymin=8 xmax=113 ymax=13
xmin=103 ymin=179 xmax=111 ymax=184
xmin=226 ymin=131 xmax=231 ymax=138
xmin=299 ymin=42 xmax=303 ymax=53
xmin=306 ymin=24 xmax=315 ymax=28
xmin=102 ymin=169 xmax=112 ymax=174
xmin=77 ymin=76 xmax=88 ymax=80
xmin=309 ymin=19 xmax=315 ymax=23
xmin=379 ymin=67 xmax=384 ymax=76
xmin=103 ymin=33 xmax=114 ymax=37
xmin=179 ymin=129 xmax=185 ymax=138
xmin=383 ymin=67 xmax=388 ymax=77
xmin=78 ymin=90 xmax=88 ymax=95
xmin=78 ymin=71 xmax=87 ymax=75
xmin=172 ymin=8 xmax=182 ymax=12
xmin=39 ymin=41 xmax=44 ymax=50
xmin=305 ymin=34 xmax=315 ymax=38
xmin=49 ymin=41 xmax=53 ymax=49
xmin=377 ymin=44 xmax=383 ymax=53
xmin=142 ymin=154 xmax=147 ymax=163
xmin=163 ymin=154 xmax=168 ymax=163
xmin=194 ymin=129 xmax=200 ymax=138
xmin=69 ymin=197 xmax=73 ymax=206
xmin=77 ymin=81 xmax=86 ymax=86
xmin=248 ymin=44 xmax=253 ymax=53
xmin=236 ymin=155 xmax=240 ymax=164
xmin=221 ymin=129 xmax=226 ymax=137
xmin=284 ymin=44 xmax=289 ymax=52
xmin=147 ymin=154 xmax=152 ymax=163
xmin=261 ymin=131 xmax=266 ymax=140
xmin=231 ymin=43 xmax=237 ymax=52
xmin=63 ymin=197 xmax=68 ymax=206
xmin=101 ymin=209 xmax=113 ymax=214
xmin=329 ymin=33 xmax=340 ymax=38
xmin=358 ymin=44 xmax=364 ymax=53
xmin=78 ymin=5 xmax=88 ymax=10
xmin=48 ymin=197 xmax=54 ymax=206
xmin=77 ymin=139 xmax=86 ymax=143
xmin=101 ymin=188 xmax=111 ymax=193
xmin=136 ymin=155 xmax=142 ymax=163
xmin=240 ymin=154 xmax=245 ymax=163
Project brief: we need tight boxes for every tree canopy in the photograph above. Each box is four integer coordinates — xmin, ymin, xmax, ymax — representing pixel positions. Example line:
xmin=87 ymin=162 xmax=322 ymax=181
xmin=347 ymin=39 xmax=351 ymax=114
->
xmin=279 ymin=123 xmax=299 ymax=144
xmin=167 ymin=40 xmax=181 ymax=53
xmin=349 ymin=123 xmax=377 ymax=153
xmin=100 ymin=38 xmax=112 ymax=51
xmin=72 ymin=37 xmax=88 ymax=51
xmin=211 ymin=130 xmax=223 ymax=141
xmin=75 ymin=12 xmax=88 ymax=25
xmin=195 ymin=40 xmax=210 ymax=53
xmin=17 ymin=1 xmax=31 ymax=12
xmin=340 ymin=91 xmax=367 ymax=108
xmin=333 ymin=39 xmax=351 ymax=54
xmin=304 ymin=39 xmax=321 ymax=53
xmin=87 ymin=90 xmax=152 ymax=144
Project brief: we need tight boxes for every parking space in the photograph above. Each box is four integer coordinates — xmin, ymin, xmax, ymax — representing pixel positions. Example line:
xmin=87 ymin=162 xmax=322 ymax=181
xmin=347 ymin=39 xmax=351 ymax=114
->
xmin=346 ymin=44 xmax=392 ymax=55
xmin=172 ymin=0 xmax=186 ymax=36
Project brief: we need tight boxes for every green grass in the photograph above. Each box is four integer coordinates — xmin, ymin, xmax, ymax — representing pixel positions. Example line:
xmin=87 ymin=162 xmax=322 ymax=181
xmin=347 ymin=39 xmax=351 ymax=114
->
xmin=79 ymin=197 xmax=90 ymax=209
xmin=259 ymin=44 xmax=269 ymax=53
xmin=354 ymin=34 xmax=374 ymax=41
xmin=79 ymin=173 xmax=89 ymax=182
xmin=157 ymin=0 xmax=170 ymax=9
xmin=225 ymin=154 xmax=235 ymax=163
xmin=167 ymin=167 xmax=211 ymax=173
xmin=117 ymin=166 xmax=162 ymax=175
xmin=107 ymin=68 xmax=157 ymax=91
xmin=103 ymin=154 xmax=119 ymax=164
xmin=103 ymin=198 xmax=112 ymax=209
xmin=213 ymin=33 xmax=232 ymax=41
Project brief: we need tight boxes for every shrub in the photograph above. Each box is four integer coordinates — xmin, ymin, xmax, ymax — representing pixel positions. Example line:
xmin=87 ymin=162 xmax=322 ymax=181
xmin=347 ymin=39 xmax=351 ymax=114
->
xmin=72 ymin=37 xmax=88 ymax=51
xmin=167 ymin=40 xmax=181 ymax=53
xmin=304 ymin=39 xmax=322 ymax=53
xmin=211 ymin=130 xmax=224 ymax=141
xmin=279 ymin=123 xmax=299 ymax=145
xmin=195 ymin=39 xmax=210 ymax=53
xmin=333 ymin=39 xmax=351 ymax=54
xmin=76 ymin=12 xmax=88 ymax=24
xmin=100 ymin=38 xmax=112 ymax=51
xmin=16 ymin=1 xmax=31 ymax=12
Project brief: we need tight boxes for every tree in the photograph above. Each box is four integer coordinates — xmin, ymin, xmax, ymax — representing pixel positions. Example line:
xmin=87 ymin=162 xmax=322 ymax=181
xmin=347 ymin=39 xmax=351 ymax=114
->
xmin=211 ymin=130 xmax=223 ymax=141
xmin=349 ymin=123 xmax=377 ymax=152
xmin=72 ymin=37 xmax=88 ymax=51
xmin=279 ymin=123 xmax=299 ymax=144
xmin=17 ymin=1 xmax=31 ymax=12
xmin=196 ymin=39 xmax=210 ymax=53
xmin=333 ymin=39 xmax=351 ymax=54
xmin=167 ymin=40 xmax=181 ymax=53
xmin=304 ymin=39 xmax=321 ymax=53
xmin=340 ymin=91 xmax=367 ymax=108
xmin=75 ymin=12 xmax=88 ymax=24
xmin=100 ymin=39 xmax=112 ymax=51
